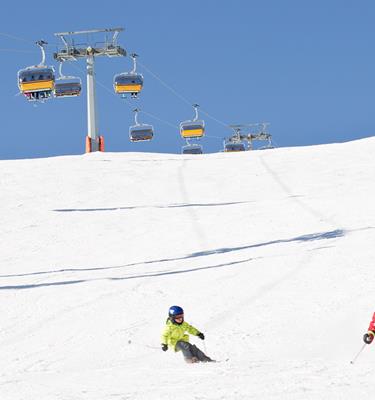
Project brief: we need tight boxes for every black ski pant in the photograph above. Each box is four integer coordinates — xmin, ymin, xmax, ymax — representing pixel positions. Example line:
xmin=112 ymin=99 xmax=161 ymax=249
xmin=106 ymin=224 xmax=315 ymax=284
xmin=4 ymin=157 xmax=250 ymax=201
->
xmin=175 ymin=340 xmax=212 ymax=362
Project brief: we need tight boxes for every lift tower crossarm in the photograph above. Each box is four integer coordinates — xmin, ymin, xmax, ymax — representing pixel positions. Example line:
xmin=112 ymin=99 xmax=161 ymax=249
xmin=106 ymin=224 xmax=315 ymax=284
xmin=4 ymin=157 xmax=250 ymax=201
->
xmin=54 ymin=28 xmax=124 ymax=36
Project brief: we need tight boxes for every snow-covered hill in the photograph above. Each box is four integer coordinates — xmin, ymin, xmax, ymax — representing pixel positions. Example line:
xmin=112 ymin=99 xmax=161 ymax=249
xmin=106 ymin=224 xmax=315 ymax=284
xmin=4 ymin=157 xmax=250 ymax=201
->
xmin=1 ymin=138 xmax=375 ymax=400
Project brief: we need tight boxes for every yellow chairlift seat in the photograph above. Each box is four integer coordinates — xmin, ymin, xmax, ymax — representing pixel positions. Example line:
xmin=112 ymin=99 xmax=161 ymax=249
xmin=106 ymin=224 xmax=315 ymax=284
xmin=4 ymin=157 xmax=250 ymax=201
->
xmin=180 ymin=122 xmax=205 ymax=139
xmin=180 ymin=104 xmax=205 ymax=139
xmin=18 ymin=67 xmax=55 ymax=93
xmin=114 ymin=54 xmax=144 ymax=97
xmin=114 ymin=73 xmax=144 ymax=94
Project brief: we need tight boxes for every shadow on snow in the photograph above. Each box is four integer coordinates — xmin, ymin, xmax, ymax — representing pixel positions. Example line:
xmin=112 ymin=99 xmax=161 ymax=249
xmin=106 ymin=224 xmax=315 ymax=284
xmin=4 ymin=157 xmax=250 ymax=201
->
xmin=0 ymin=228 xmax=353 ymax=291
xmin=0 ymin=258 xmax=254 ymax=290
xmin=52 ymin=201 xmax=251 ymax=213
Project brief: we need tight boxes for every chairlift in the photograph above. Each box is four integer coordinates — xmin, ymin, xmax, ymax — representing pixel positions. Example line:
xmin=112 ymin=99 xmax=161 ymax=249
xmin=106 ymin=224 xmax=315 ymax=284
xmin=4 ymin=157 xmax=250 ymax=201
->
xmin=54 ymin=62 xmax=82 ymax=97
xmin=114 ymin=53 xmax=143 ymax=98
xmin=224 ymin=142 xmax=246 ymax=152
xmin=17 ymin=41 xmax=55 ymax=102
xmin=129 ymin=109 xmax=154 ymax=142
xmin=182 ymin=143 xmax=203 ymax=154
xmin=180 ymin=104 xmax=205 ymax=139
xmin=224 ymin=131 xmax=246 ymax=152
xmin=252 ymin=123 xmax=274 ymax=150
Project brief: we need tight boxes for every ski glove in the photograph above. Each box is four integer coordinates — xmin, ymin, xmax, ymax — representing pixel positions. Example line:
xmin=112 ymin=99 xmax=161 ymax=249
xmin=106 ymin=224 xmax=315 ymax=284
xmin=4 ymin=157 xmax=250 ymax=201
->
xmin=161 ymin=343 xmax=168 ymax=351
xmin=363 ymin=331 xmax=375 ymax=344
xmin=197 ymin=332 xmax=205 ymax=340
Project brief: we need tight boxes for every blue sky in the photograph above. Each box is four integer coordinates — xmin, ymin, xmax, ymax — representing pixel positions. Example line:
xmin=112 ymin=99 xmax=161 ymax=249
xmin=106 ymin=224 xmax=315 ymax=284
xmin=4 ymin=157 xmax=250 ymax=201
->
xmin=1 ymin=0 xmax=374 ymax=159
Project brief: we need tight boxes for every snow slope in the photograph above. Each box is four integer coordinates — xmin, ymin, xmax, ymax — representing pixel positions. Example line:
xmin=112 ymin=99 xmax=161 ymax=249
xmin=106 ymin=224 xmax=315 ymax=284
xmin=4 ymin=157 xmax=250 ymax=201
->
xmin=1 ymin=137 xmax=375 ymax=400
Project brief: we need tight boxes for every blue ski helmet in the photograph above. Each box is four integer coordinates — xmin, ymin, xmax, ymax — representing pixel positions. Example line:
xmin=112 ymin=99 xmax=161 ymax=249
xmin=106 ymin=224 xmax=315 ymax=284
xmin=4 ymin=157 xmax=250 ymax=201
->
xmin=169 ymin=305 xmax=184 ymax=317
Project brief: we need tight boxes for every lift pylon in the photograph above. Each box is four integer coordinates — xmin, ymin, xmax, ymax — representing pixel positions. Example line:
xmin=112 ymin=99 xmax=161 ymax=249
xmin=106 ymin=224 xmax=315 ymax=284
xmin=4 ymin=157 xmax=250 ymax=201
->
xmin=54 ymin=28 xmax=126 ymax=152
xmin=227 ymin=123 xmax=273 ymax=151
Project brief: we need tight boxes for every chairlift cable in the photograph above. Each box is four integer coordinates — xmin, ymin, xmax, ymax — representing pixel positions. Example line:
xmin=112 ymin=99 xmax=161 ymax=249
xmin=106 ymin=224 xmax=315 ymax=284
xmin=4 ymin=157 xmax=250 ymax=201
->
xmin=0 ymin=31 xmax=35 ymax=45
xmin=138 ymin=59 xmax=231 ymax=130
xmin=137 ymin=60 xmax=192 ymax=108
xmin=204 ymin=135 xmax=224 ymax=140
xmin=139 ymin=110 xmax=179 ymax=129
xmin=0 ymin=31 xmax=60 ymax=49
xmin=0 ymin=48 xmax=37 ymax=54
xmin=199 ymin=109 xmax=230 ymax=129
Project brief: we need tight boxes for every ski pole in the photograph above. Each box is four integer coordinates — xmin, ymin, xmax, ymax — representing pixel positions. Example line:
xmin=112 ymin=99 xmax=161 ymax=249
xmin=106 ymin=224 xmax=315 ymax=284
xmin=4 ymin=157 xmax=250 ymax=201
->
xmin=350 ymin=343 xmax=367 ymax=365
xmin=127 ymin=339 xmax=160 ymax=350
xmin=203 ymin=340 xmax=207 ymax=354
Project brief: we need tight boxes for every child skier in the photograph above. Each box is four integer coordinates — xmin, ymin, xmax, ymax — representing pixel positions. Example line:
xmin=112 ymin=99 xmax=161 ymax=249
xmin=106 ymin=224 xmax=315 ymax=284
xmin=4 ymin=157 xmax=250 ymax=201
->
xmin=363 ymin=312 xmax=375 ymax=344
xmin=161 ymin=305 xmax=214 ymax=363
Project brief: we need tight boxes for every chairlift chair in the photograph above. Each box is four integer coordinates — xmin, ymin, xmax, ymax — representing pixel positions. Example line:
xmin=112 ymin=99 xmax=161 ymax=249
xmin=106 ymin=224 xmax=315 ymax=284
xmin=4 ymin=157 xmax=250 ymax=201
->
xmin=223 ymin=126 xmax=247 ymax=152
xmin=54 ymin=78 xmax=82 ymax=97
xmin=224 ymin=133 xmax=246 ymax=152
xmin=224 ymin=142 xmax=246 ymax=152
xmin=54 ymin=62 xmax=82 ymax=97
xmin=18 ymin=41 xmax=55 ymax=102
xmin=180 ymin=104 xmax=205 ymax=139
xmin=129 ymin=109 xmax=154 ymax=142
xmin=182 ymin=143 xmax=203 ymax=154
xmin=114 ymin=53 xmax=143 ymax=98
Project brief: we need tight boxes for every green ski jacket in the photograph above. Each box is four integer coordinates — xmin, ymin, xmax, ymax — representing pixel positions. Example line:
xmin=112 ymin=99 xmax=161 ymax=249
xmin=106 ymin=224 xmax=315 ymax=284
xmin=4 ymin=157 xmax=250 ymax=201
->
xmin=161 ymin=319 xmax=200 ymax=351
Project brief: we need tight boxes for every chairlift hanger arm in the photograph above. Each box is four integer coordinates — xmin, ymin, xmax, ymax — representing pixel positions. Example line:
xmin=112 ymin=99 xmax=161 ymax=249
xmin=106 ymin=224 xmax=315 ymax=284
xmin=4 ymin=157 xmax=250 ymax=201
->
xmin=112 ymin=30 xmax=120 ymax=44
xmin=36 ymin=40 xmax=47 ymax=66
xmin=130 ymin=53 xmax=139 ymax=74
xmin=56 ymin=62 xmax=61 ymax=77
xmin=133 ymin=108 xmax=140 ymax=125
xmin=193 ymin=104 xmax=200 ymax=121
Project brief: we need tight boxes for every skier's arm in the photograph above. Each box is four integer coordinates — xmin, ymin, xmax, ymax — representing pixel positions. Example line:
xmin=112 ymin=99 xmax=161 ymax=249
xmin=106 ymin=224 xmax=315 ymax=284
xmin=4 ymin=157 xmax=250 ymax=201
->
xmin=184 ymin=322 xmax=200 ymax=336
xmin=161 ymin=325 xmax=171 ymax=346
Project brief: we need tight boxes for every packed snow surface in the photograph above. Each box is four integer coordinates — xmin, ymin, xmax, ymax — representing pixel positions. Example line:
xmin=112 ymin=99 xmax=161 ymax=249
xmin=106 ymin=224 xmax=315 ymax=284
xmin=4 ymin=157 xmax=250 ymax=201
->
xmin=1 ymin=137 xmax=375 ymax=399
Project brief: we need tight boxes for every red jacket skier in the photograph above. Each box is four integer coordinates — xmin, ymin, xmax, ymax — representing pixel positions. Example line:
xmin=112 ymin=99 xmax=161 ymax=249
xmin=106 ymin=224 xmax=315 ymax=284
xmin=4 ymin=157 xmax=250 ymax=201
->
xmin=363 ymin=312 xmax=375 ymax=344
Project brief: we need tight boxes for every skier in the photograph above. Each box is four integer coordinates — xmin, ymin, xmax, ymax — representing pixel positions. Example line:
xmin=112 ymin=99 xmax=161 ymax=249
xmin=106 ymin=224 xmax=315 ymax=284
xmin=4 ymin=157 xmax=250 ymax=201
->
xmin=161 ymin=305 xmax=214 ymax=363
xmin=363 ymin=312 xmax=375 ymax=344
